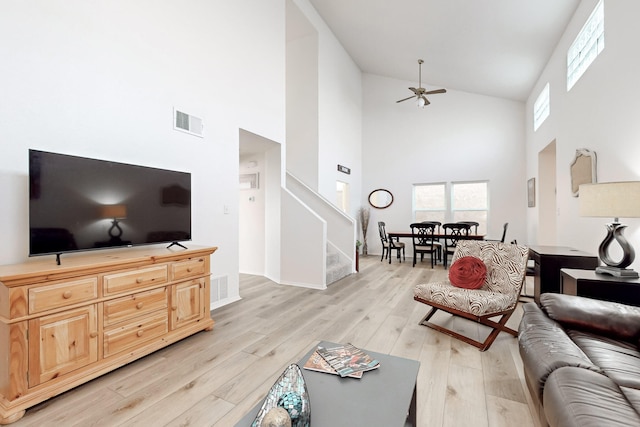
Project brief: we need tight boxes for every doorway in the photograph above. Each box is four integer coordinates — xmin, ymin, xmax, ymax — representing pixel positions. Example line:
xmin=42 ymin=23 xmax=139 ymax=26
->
xmin=336 ymin=181 xmax=350 ymax=213
xmin=538 ymin=140 xmax=557 ymax=245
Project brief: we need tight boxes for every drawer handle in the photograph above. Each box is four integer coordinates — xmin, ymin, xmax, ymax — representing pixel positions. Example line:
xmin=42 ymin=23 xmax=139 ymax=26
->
xmin=171 ymin=305 xmax=177 ymax=311
xmin=137 ymin=330 xmax=144 ymax=337
xmin=187 ymin=267 xmax=193 ymax=272
xmin=136 ymin=302 xmax=144 ymax=309
xmin=90 ymin=332 xmax=98 ymax=338
xmin=62 ymin=290 xmax=72 ymax=299
xmin=136 ymin=278 xmax=144 ymax=284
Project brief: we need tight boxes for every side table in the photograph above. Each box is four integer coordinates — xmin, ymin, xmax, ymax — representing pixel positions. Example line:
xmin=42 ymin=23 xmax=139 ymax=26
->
xmin=528 ymin=246 xmax=599 ymax=305
xmin=561 ymin=268 xmax=640 ymax=306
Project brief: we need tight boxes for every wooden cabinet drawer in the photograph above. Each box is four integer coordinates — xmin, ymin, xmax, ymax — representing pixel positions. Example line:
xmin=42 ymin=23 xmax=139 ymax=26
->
xmin=103 ymin=265 xmax=168 ymax=296
xmin=103 ymin=310 xmax=168 ymax=358
xmin=103 ymin=287 xmax=168 ymax=328
xmin=29 ymin=278 xmax=98 ymax=314
xmin=171 ymin=257 xmax=207 ymax=281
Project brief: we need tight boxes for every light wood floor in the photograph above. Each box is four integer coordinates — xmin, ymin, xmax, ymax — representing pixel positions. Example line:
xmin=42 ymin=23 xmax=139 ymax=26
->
xmin=12 ymin=255 xmax=540 ymax=427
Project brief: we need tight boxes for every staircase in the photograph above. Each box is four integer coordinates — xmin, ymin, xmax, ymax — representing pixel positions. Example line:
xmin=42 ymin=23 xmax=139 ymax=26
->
xmin=326 ymin=244 xmax=352 ymax=285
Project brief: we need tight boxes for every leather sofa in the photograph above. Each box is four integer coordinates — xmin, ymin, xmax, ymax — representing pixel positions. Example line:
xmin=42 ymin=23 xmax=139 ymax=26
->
xmin=518 ymin=293 xmax=640 ymax=427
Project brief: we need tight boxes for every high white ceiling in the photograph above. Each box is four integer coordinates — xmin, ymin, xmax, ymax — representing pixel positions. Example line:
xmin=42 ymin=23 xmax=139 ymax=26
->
xmin=307 ymin=0 xmax=581 ymax=101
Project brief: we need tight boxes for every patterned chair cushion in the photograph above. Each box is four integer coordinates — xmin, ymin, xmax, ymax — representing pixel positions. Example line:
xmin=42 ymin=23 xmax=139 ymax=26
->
xmin=414 ymin=240 xmax=529 ymax=316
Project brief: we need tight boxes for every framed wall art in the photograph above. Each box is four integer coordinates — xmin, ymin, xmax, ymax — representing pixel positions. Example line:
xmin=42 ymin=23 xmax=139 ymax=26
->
xmin=570 ymin=149 xmax=597 ymax=197
xmin=527 ymin=178 xmax=535 ymax=208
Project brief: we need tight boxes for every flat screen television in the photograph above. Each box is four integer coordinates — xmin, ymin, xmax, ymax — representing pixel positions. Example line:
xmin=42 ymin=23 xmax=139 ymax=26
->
xmin=29 ymin=149 xmax=192 ymax=262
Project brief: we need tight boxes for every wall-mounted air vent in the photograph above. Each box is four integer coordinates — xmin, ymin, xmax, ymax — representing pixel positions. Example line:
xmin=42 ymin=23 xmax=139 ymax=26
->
xmin=173 ymin=108 xmax=204 ymax=137
xmin=211 ymin=275 xmax=228 ymax=302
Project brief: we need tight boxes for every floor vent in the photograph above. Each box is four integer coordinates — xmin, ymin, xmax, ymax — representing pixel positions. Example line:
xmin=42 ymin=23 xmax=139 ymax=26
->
xmin=173 ymin=108 xmax=203 ymax=137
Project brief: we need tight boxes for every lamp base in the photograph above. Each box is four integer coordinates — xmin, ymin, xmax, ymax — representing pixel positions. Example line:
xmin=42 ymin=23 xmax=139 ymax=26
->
xmin=595 ymin=266 xmax=639 ymax=278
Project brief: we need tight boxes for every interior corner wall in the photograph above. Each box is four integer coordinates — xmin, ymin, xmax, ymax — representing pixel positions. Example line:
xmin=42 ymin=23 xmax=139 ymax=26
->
xmin=361 ymin=73 xmax=527 ymax=257
xmin=291 ymin=0 xmax=364 ymax=217
xmin=0 ymin=1 xmax=286 ymax=308
xmin=525 ymin=0 xmax=640 ymax=270
xmin=315 ymin=28 xmax=363 ymax=214
xmin=286 ymin=1 xmax=319 ymax=191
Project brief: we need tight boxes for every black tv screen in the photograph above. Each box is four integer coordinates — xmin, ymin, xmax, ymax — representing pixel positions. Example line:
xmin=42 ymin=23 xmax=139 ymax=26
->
xmin=29 ymin=149 xmax=192 ymax=257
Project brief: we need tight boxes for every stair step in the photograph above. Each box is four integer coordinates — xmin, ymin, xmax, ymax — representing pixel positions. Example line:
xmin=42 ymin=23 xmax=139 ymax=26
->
xmin=326 ymin=245 xmax=352 ymax=285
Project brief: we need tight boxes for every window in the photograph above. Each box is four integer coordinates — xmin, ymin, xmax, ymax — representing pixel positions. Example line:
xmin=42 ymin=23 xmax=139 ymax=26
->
xmin=533 ymin=83 xmax=549 ymax=131
xmin=567 ymin=0 xmax=604 ymax=90
xmin=413 ymin=181 xmax=489 ymax=234
xmin=413 ymin=183 xmax=446 ymax=224
xmin=451 ymin=181 xmax=488 ymax=234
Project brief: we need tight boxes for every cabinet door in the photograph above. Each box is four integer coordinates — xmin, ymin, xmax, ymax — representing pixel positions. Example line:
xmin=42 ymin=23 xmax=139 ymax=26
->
xmin=28 ymin=305 xmax=98 ymax=387
xmin=171 ymin=279 xmax=205 ymax=330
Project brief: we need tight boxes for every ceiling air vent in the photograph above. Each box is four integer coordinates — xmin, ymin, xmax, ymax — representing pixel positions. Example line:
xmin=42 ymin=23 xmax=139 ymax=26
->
xmin=173 ymin=108 xmax=204 ymax=137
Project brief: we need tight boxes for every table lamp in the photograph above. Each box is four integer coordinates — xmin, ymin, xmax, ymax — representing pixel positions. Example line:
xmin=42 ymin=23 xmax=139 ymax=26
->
xmin=100 ymin=204 xmax=127 ymax=240
xmin=579 ymin=182 xmax=640 ymax=278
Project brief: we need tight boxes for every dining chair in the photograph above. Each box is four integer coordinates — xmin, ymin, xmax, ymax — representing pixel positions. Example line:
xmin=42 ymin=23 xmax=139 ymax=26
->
xmin=410 ymin=222 xmax=441 ymax=268
xmin=378 ymin=221 xmax=405 ymax=262
xmin=421 ymin=221 xmax=442 ymax=262
xmin=442 ymin=222 xmax=470 ymax=268
xmin=457 ymin=221 xmax=479 ymax=234
xmin=486 ymin=222 xmax=509 ymax=243
xmin=414 ymin=240 xmax=529 ymax=351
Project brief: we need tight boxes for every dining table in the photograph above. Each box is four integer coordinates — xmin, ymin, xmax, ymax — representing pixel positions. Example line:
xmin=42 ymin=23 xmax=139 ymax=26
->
xmin=387 ymin=231 xmax=485 ymax=264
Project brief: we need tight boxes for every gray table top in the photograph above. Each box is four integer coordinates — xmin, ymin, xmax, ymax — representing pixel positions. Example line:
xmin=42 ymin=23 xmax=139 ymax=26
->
xmin=236 ymin=341 xmax=420 ymax=426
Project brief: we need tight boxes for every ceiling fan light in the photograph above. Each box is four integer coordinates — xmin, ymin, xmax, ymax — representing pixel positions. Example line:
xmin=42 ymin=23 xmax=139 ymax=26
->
xmin=417 ymin=96 xmax=426 ymax=107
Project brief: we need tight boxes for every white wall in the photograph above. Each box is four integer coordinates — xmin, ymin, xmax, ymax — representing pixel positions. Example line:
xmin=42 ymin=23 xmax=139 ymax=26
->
xmin=526 ymin=0 xmax=640 ymax=271
xmin=361 ymin=73 xmax=527 ymax=256
xmin=292 ymin=0 xmax=364 ymax=218
xmin=239 ymin=153 xmax=266 ymax=275
xmin=0 ymin=0 xmax=286 ymax=308
xmin=0 ymin=0 xmax=365 ymax=307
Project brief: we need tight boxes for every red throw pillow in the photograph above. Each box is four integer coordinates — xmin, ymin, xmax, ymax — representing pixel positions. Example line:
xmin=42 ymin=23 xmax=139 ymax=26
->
xmin=449 ymin=256 xmax=487 ymax=289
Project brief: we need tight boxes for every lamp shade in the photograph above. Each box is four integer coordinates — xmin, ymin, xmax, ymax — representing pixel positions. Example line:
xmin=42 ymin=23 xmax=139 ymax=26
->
xmin=579 ymin=182 xmax=640 ymax=218
xmin=100 ymin=204 xmax=127 ymax=219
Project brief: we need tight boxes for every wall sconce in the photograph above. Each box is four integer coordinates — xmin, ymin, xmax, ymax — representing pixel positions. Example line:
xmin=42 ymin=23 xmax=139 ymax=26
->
xmin=100 ymin=204 xmax=127 ymax=240
xmin=580 ymin=182 xmax=640 ymax=277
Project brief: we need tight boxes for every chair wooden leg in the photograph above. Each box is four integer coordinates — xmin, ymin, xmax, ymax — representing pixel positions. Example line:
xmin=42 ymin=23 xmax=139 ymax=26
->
xmin=415 ymin=297 xmax=518 ymax=351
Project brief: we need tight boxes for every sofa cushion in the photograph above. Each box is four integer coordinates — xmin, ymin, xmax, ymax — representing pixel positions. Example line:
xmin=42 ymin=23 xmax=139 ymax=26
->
xmin=541 ymin=293 xmax=640 ymax=342
xmin=518 ymin=303 xmax=601 ymax=404
xmin=543 ymin=367 xmax=640 ymax=427
xmin=569 ymin=329 xmax=640 ymax=389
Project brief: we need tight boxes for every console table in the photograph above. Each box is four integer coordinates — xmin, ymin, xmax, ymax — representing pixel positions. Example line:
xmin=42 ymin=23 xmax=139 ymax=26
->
xmin=0 ymin=245 xmax=217 ymax=424
xmin=561 ymin=268 xmax=640 ymax=306
xmin=237 ymin=341 xmax=420 ymax=426
xmin=528 ymin=246 xmax=599 ymax=304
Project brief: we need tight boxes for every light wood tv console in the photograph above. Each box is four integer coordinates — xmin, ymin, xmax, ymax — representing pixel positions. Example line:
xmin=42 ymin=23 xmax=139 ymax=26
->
xmin=0 ymin=245 xmax=217 ymax=424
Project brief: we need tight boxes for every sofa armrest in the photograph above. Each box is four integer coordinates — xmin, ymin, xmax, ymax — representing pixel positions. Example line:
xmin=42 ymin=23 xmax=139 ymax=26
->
xmin=518 ymin=302 xmax=601 ymax=405
xmin=540 ymin=293 xmax=640 ymax=342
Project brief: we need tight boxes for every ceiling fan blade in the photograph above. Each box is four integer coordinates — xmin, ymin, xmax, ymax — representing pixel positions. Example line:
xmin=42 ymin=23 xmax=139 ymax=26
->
xmin=425 ymin=89 xmax=447 ymax=95
xmin=408 ymin=87 xmax=419 ymax=95
xmin=396 ymin=95 xmax=417 ymax=103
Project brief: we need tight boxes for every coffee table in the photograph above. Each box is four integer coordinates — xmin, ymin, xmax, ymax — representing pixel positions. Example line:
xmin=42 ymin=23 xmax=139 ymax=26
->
xmin=236 ymin=341 xmax=420 ymax=426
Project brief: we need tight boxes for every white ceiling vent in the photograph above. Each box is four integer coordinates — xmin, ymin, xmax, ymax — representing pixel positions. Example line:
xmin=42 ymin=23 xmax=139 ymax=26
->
xmin=173 ymin=108 xmax=203 ymax=137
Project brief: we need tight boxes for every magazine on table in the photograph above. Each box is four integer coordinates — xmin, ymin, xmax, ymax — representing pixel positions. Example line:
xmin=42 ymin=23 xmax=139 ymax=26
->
xmin=315 ymin=343 xmax=380 ymax=378
xmin=302 ymin=349 xmax=363 ymax=378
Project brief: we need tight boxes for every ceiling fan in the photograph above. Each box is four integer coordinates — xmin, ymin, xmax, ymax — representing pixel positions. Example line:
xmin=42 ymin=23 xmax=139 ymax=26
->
xmin=396 ymin=59 xmax=446 ymax=107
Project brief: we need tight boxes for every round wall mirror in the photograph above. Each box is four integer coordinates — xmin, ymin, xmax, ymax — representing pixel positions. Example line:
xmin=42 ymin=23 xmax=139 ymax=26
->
xmin=368 ymin=189 xmax=394 ymax=209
